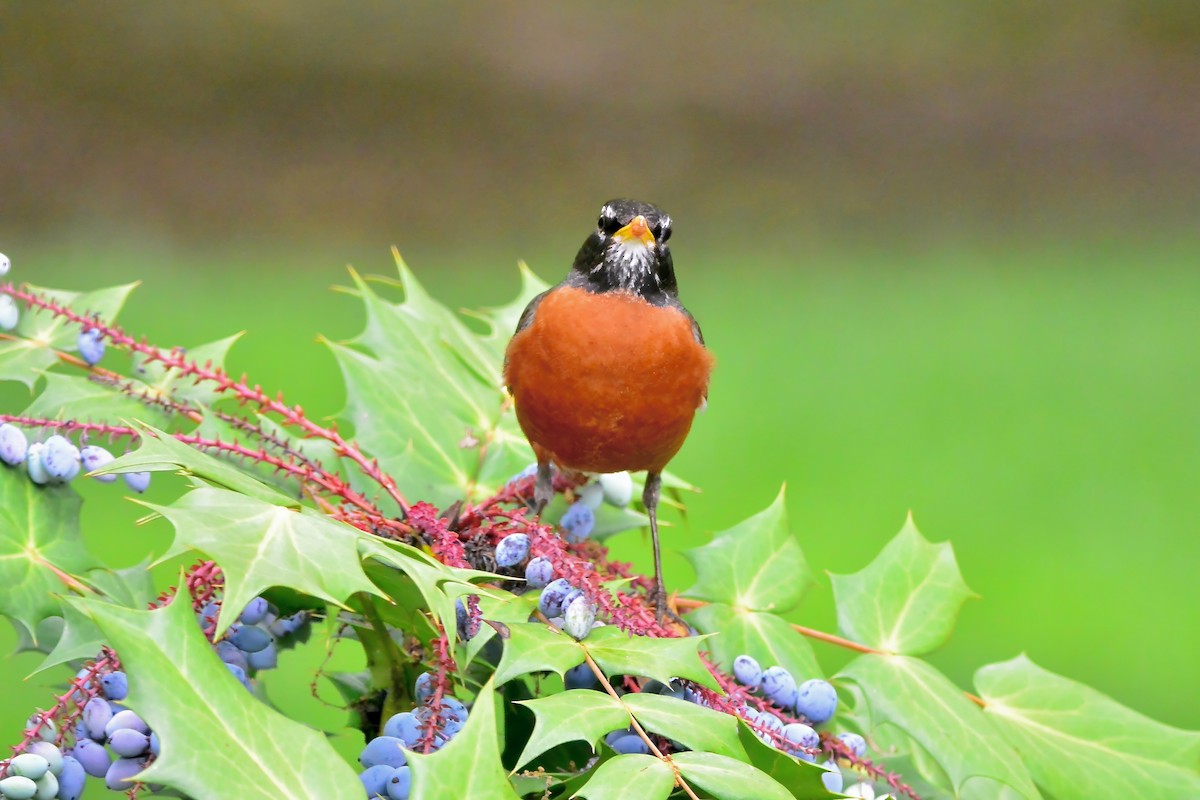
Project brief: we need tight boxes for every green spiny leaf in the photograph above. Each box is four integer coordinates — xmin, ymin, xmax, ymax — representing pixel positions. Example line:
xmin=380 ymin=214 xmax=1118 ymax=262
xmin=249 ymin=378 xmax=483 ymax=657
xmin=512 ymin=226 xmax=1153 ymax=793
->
xmin=686 ymin=602 xmax=822 ymax=682
xmin=682 ymin=487 xmax=812 ymax=612
xmin=327 ymin=259 xmax=543 ymax=509
xmin=829 ymin=514 xmax=976 ymax=655
xmin=584 ymin=626 xmax=720 ymax=691
xmin=70 ymin=591 xmax=361 ymax=799
xmin=407 ymin=680 xmax=521 ymax=800
xmin=623 ymin=693 xmax=745 ymax=759
xmin=146 ymin=486 xmax=382 ymax=637
xmin=94 ymin=421 xmax=300 ymax=508
xmin=493 ymin=622 xmax=584 ymax=686
xmin=0 ymin=469 xmax=99 ymax=646
xmin=672 ymin=751 xmax=795 ymax=800
xmin=573 ymin=753 xmax=675 ymax=800
xmin=462 ymin=588 xmax=539 ymax=668
xmin=23 ymin=373 xmax=171 ymax=429
xmin=976 ymin=654 xmax=1200 ymax=800
xmin=840 ymin=653 xmax=1041 ymax=799
xmin=514 ymin=690 xmax=626 ymax=769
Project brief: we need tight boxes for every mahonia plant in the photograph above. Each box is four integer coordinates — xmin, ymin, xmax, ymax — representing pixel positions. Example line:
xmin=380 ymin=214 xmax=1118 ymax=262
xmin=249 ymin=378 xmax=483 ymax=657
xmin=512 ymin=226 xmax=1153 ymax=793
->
xmin=0 ymin=249 xmax=1196 ymax=800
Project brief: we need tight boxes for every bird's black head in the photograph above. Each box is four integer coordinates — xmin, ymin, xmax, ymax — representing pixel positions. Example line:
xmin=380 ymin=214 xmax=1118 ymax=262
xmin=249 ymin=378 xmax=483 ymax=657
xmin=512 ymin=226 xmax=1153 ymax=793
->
xmin=569 ymin=199 xmax=677 ymax=302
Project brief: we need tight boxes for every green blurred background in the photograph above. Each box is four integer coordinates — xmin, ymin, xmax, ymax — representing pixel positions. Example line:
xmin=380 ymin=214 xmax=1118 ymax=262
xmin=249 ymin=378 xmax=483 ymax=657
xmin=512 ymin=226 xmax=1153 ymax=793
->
xmin=2 ymin=0 xmax=1197 ymax=745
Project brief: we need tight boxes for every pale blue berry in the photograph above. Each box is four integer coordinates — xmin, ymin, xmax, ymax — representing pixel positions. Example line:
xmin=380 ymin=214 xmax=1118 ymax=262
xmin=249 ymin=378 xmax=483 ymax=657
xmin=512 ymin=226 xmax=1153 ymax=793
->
xmin=761 ymin=666 xmax=798 ymax=710
xmin=80 ymin=445 xmax=117 ymax=482
xmin=837 ymin=732 xmax=867 ymax=758
xmin=42 ymin=435 xmax=81 ymax=482
xmin=26 ymin=443 xmax=51 ymax=485
xmin=562 ymin=594 xmax=597 ymax=640
xmin=77 ymin=329 xmax=105 ymax=366
xmin=598 ymin=471 xmax=634 ymax=507
xmin=732 ymin=654 xmax=763 ymax=688
xmin=794 ymin=678 xmax=838 ymax=725
xmin=0 ymin=423 xmax=28 ymax=466
xmin=559 ymin=501 xmax=594 ymax=543
xmin=123 ymin=470 xmax=151 ymax=493
xmin=524 ymin=556 xmax=553 ymax=588
xmin=0 ymin=295 xmax=18 ymax=331
xmin=781 ymin=722 xmax=819 ymax=761
xmin=495 ymin=533 xmax=530 ymax=567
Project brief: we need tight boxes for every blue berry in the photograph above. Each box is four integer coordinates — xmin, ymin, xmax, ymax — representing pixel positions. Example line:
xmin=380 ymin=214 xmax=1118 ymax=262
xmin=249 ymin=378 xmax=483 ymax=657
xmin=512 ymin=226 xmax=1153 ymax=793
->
xmin=781 ymin=722 xmax=819 ymax=761
xmin=382 ymin=712 xmax=421 ymax=747
xmin=0 ymin=423 xmax=28 ymax=466
xmin=226 ymin=662 xmax=251 ymax=689
xmin=598 ymin=472 xmax=634 ymax=507
xmin=108 ymin=728 xmax=150 ymax=758
xmin=359 ymin=736 xmax=408 ymax=769
xmin=414 ymin=672 xmax=434 ymax=704
xmin=42 ymin=435 xmax=81 ymax=482
xmin=562 ymin=594 xmax=597 ymax=640
xmin=732 ymin=655 xmax=763 ymax=688
xmin=564 ymin=662 xmax=597 ymax=689
xmin=538 ymin=578 xmax=574 ymax=617
xmin=386 ymin=765 xmax=412 ymax=799
xmin=70 ymin=739 xmax=112 ymax=778
xmin=524 ymin=556 xmax=554 ymax=589
xmin=104 ymin=709 xmax=148 ymax=739
xmin=80 ymin=445 xmax=117 ymax=481
xmin=455 ymin=597 xmax=479 ymax=641
xmin=8 ymin=753 xmax=50 ymax=780
xmin=0 ymin=295 xmax=18 ymax=331
xmin=440 ymin=697 xmax=469 ymax=724
xmin=269 ymin=610 xmax=307 ymax=637
xmin=757 ymin=711 xmax=784 ymax=736
xmin=0 ymin=776 xmax=37 ymax=800
xmin=761 ymin=666 xmax=798 ymax=709
xmin=216 ymin=640 xmax=249 ymax=671
xmin=246 ymin=641 xmax=278 ymax=671
xmin=837 ymin=732 xmax=867 ymax=758
xmin=228 ymin=622 xmax=272 ymax=653
xmin=495 ymin=533 xmax=530 ymax=567
xmin=123 ymin=470 xmax=151 ymax=493
xmin=610 ymin=734 xmax=649 ymax=755
xmin=25 ymin=443 xmax=51 ymax=485
xmin=794 ymin=678 xmax=838 ymax=725
xmin=56 ymin=756 xmax=86 ymax=800
xmin=77 ymin=329 xmax=106 ymax=366
xmin=104 ymin=757 xmax=145 ymax=791
xmin=149 ymin=731 xmax=160 ymax=757
xmin=82 ymin=698 xmax=113 ymax=741
xmin=559 ymin=501 xmax=594 ymax=543
xmin=239 ymin=596 xmax=270 ymax=625
xmin=821 ymin=759 xmax=844 ymax=793
xmin=359 ymin=763 xmax=394 ymax=798
xmin=24 ymin=743 xmax=63 ymax=777
xmin=101 ymin=670 xmax=129 ymax=700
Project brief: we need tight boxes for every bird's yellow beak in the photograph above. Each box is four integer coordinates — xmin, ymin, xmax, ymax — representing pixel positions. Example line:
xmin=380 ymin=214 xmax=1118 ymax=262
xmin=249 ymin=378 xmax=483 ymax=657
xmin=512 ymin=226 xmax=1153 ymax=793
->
xmin=613 ymin=215 xmax=656 ymax=246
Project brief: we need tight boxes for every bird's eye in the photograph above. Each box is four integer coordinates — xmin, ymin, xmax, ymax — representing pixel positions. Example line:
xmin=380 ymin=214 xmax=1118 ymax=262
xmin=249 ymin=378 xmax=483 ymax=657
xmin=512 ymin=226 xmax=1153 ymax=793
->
xmin=655 ymin=216 xmax=672 ymax=242
xmin=598 ymin=209 xmax=622 ymax=234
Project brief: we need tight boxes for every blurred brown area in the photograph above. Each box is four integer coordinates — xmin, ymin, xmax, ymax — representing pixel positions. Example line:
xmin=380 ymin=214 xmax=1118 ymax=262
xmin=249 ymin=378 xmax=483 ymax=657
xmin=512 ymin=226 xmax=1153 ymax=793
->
xmin=2 ymin=1 xmax=1198 ymax=250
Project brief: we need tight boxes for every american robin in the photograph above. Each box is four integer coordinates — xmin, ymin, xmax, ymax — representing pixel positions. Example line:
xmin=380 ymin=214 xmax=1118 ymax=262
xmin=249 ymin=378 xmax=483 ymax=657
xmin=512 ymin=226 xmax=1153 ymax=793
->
xmin=504 ymin=199 xmax=714 ymax=622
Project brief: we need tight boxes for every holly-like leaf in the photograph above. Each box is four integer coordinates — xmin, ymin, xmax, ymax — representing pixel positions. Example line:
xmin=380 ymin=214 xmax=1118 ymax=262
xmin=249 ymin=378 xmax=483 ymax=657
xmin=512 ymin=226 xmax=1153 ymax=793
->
xmin=840 ymin=654 xmax=1040 ymax=799
xmin=735 ymin=720 xmax=839 ymax=799
xmin=682 ymin=487 xmax=811 ymax=612
xmin=0 ymin=282 xmax=139 ymax=386
xmin=574 ymin=753 xmax=675 ymax=800
xmin=145 ymin=486 xmax=382 ymax=637
xmin=462 ymin=588 xmax=539 ymax=666
xmin=686 ymin=602 xmax=822 ymax=682
xmin=327 ymin=258 xmax=545 ymax=510
xmin=976 ymin=655 xmax=1200 ymax=800
xmin=94 ymin=422 xmax=300 ymax=508
xmin=584 ymin=626 xmax=720 ymax=691
xmin=0 ymin=469 xmax=99 ymax=646
xmin=70 ymin=591 xmax=361 ymax=799
xmin=515 ymin=690 xmax=627 ymax=769
xmin=493 ymin=622 xmax=585 ymax=686
xmin=672 ymin=751 xmax=795 ymax=800
xmin=135 ymin=333 xmax=243 ymax=406
xmin=623 ymin=693 xmax=745 ymax=759
xmin=829 ymin=514 xmax=976 ymax=655
xmin=407 ymin=680 xmax=521 ymax=800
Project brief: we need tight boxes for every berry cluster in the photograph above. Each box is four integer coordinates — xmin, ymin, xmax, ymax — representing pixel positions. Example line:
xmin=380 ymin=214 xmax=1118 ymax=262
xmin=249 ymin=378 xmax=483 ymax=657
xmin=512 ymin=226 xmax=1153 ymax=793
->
xmin=201 ymin=596 xmax=310 ymax=689
xmin=0 ymin=425 xmax=150 ymax=493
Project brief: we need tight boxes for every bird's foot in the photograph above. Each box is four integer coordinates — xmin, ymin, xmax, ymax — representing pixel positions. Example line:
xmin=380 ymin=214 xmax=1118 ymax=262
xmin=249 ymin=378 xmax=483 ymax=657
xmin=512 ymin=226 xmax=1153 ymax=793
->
xmin=649 ymin=586 xmax=690 ymax=634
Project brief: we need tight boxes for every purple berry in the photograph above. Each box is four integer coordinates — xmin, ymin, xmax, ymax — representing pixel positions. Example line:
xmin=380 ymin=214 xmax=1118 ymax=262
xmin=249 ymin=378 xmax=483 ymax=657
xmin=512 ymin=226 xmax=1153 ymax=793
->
xmin=104 ymin=757 xmax=145 ymax=791
xmin=70 ymin=739 xmax=112 ymax=778
xmin=0 ymin=423 xmax=28 ymax=466
xmin=559 ymin=501 xmax=594 ymax=543
xmin=524 ymin=556 xmax=554 ymax=589
xmin=108 ymin=728 xmax=150 ymax=758
xmin=359 ymin=763 xmax=394 ymax=798
xmin=123 ymin=470 xmax=151 ymax=493
xmin=794 ymin=678 xmax=839 ymax=725
xmin=495 ymin=533 xmax=530 ymax=567
xmin=82 ymin=697 xmax=113 ymax=741
xmin=104 ymin=709 xmax=148 ymax=739
xmin=77 ymin=329 xmax=106 ymax=366
xmin=732 ymin=655 xmax=763 ymax=688
xmin=56 ymin=756 xmax=86 ymax=800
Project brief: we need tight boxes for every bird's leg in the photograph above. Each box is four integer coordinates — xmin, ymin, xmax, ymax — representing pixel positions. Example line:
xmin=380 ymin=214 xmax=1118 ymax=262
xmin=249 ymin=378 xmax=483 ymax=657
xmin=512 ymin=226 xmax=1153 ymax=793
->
xmin=644 ymin=471 xmax=684 ymax=629
xmin=532 ymin=460 xmax=554 ymax=515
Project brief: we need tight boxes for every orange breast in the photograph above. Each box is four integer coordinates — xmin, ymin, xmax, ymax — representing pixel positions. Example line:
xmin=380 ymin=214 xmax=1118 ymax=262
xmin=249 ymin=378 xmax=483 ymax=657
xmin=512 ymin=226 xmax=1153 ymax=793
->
xmin=504 ymin=286 xmax=714 ymax=474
